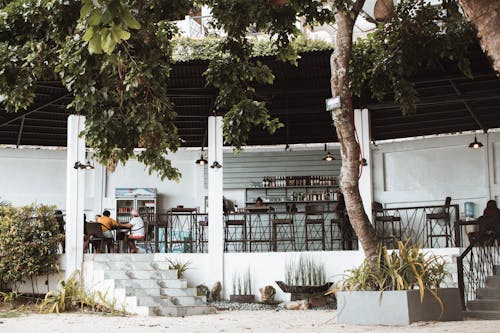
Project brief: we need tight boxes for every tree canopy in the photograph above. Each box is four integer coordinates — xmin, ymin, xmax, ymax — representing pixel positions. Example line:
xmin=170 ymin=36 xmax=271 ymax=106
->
xmin=0 ymin=0 xmax=474 ymax=181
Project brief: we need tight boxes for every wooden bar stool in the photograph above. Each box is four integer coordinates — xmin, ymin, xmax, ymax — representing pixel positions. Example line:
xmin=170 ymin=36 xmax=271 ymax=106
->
xmin=271 ymin=212 xmax=296 ymax=252
xmin=224 ymin=212 xmax=247 ymax=252
xmin=304 ymin=204 xmax=325 ymax=251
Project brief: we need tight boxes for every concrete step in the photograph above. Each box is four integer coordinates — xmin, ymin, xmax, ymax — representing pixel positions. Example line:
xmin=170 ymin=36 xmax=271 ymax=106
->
xmin=86 ymin=253 xmax=158 ymax=262
xmin=494 ymin=265 xmax=500 ymax=275
xmin=464 ymin=310 xmax=500 ymax=320
xmin=135 ymin=295 xmax=207 ymax=307
xmin=486 ymin=276 xmax=500 ymax=288
xmin=101 ymin=270 xmax=177 ymax=280
xmin=111 ymin=278 xmax=188 ymax=289
xmin=92 ymin=260 xmax=172 ymax=271
xmin=149 ymin=305 xmax=217 ymax=317
xmin=477 ymin=287 xmax=500 ymax=299
xmin=120 ymin=287 xmax=197 ymax=297
xmin=468 ymin=299 xmax=500 ymax=311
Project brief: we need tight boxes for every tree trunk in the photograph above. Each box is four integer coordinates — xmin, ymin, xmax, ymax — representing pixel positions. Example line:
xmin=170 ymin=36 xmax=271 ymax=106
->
xmin=330 ymin=9 xmax=378 ymax=260
xmin=458 ymin=0 xmax=500 ymax=75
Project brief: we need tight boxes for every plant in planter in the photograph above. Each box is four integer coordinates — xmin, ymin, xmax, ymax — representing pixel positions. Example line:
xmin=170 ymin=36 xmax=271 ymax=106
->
xmin=334 ymin=240 xmax=463 ymax=325
xmin=230 ymin=268 xmax=254 ymax=303
xmin=276 ymin=255 xmax=332 ymax=304
xmin=166 ymin=258 xmax=191 ymax=279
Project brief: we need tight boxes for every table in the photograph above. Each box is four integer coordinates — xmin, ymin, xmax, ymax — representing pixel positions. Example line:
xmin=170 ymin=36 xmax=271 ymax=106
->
xmin=454 ymin=218 xmax=479 ymax=247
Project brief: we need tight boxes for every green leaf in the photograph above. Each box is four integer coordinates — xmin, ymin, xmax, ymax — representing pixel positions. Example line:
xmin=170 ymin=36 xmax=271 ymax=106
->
xmin=88 ymin=34 xmax=103 ymax=54
xmin=100 ymin=29 xmax=116 ymax=55
xmin=88 ymin=10 xmax=101 ymax=26
xmin=82 ymin=27 xmax=94 ymax=42
xmin=80 ymin=3 xmax=93 ymax=18
xmin=122 ymin=8 xmax=140 ymax=30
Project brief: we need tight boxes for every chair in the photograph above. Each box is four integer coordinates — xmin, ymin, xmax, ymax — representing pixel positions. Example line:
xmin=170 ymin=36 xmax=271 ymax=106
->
xmin=135 ymin=219 xmax=153 ymax=253
xmin=85 ymin=222 xmax=106 ymax=253
xmin=373 ymin=202 xmax=401 ymax=249
xmin=426 ymin=197 xmax=452 ymax=248
xmin=196 ymin=217 xmax=208 ymax=253
xmin=224 ymin=212 xmax=247 ymax=252
xmin=304 ymin=204 xmax=325 ymax=251
xmin=271 ymin=212 xmax=296 ymax=252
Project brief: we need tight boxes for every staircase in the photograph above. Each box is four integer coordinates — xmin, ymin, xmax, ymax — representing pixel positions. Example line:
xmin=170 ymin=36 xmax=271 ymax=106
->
xmin=82 ymin=253 xmax=216 ymax=316
xmin=465 ymin=265 xmax=500 ymax=319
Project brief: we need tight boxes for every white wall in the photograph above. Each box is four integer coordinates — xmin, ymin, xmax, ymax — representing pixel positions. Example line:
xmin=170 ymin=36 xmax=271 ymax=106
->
xmin=372 ymin=132 xmax=495 ymax=217
xmin=103 ymin=150 xmax=205 ymax=215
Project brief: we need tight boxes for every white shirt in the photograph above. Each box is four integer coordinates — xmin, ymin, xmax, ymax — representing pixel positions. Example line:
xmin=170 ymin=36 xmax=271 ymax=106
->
xmin=129 ymin=216 xmax=145 ymax=237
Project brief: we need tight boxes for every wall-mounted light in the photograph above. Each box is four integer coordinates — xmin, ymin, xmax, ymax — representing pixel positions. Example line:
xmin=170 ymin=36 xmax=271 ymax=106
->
xmin=360 ymin=158 xmax=368 ymax=166
xmin=322 ymin=144 xmax=335 ymax=161
xmin=468 ymin=135 xmax=483 ymax=149
xmin=74 ymin=161 xmax=94 ymax=170
xmin=210 ymin=161 xmax=223 ymax=169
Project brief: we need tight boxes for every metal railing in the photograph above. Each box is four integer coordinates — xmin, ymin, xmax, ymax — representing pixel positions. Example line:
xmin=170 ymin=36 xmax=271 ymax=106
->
xmin=372 ymin=204 xmax=459 ymax=248
xmin=457 ymin=230 xmax=500 ymax=309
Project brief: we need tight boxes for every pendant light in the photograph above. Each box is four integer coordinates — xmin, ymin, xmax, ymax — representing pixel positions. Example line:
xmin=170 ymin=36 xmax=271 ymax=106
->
xmin=468 ymin=134 xmax=483 ymax=149
xmin=195 ymin=128 xmax=209 ymax=165
xmin=322 ymin=144 xmax=335 ymax=161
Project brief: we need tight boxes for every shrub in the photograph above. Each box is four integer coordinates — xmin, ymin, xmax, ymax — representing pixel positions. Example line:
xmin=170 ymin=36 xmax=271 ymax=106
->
xmin=0 ymin=204 xmax=61 ymax=291
xmin=338 ymin=240 xmax=449 ymax=301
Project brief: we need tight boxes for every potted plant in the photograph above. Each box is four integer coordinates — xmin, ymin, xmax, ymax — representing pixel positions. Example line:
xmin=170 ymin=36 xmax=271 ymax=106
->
xmin=230 ymin=268 xmax=255 ymax=303
xmin=276 ymin=255 xmax=332 ymax=305
xmin=334 ymin=240 xmax=463 ymax=325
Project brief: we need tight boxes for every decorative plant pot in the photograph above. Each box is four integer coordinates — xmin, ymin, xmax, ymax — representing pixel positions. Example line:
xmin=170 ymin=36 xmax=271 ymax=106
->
xmin=230 ymin=294 xmax=255 ymax=303
xmin=276 ymin=281 xmax=333 ymax=301
xmin=336 ymin=288 xmax=463 ymax=325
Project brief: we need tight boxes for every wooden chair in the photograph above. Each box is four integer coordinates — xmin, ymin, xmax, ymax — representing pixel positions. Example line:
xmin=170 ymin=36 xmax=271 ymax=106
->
xmin=372 ymin=201 xmax=401 ymax=249
xmin=85 ymin=222 xmax=106 ymax=253
xmin=224 ymin=212 xmax=247 ymax=252
xmin=426 ymin=197 xmax=452 ymax=248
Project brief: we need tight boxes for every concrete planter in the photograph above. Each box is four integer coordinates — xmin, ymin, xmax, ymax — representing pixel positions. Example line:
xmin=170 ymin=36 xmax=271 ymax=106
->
xmin=337 ymin=288 xmax=463 ymax=325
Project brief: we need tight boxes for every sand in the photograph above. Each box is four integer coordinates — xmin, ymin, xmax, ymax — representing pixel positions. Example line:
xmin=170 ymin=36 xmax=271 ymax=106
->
xmin=1 ymin=310 xmax=500 ymax=333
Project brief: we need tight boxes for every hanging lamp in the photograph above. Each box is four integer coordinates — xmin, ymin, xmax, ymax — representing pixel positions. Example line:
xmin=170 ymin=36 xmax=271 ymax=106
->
xmin=468 ymin=135 xmax=483 ymax=149
xmin=322 ymin=144 xmax=335 ymax=161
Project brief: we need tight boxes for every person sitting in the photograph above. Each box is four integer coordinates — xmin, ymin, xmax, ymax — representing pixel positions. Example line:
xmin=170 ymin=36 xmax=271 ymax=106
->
xmin=255 ymin=197 xmax=264 ymax=207
xmin=479 ymin=200 xmax=500 ymax=239
xmin=123 ymin=209 xmax=145 ymax=253
xmin=97 ymin=210 xmax=120 ymax=253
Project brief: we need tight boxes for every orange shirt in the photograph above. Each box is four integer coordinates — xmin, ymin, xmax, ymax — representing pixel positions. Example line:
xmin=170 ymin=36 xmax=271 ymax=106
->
xmin=98 ymin=216 xmax=119 ymax=232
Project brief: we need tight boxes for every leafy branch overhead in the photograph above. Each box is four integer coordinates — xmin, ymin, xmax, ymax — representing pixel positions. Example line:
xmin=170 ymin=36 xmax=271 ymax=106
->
xmin=0 ymin=0 xmax=475 ymax=180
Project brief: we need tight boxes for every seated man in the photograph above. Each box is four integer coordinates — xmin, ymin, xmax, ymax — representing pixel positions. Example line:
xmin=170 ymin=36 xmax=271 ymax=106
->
xmin=123 ymin=209 xmax=145 ymax=253
xmin=97 ymin=210 xmax=120 ymax=253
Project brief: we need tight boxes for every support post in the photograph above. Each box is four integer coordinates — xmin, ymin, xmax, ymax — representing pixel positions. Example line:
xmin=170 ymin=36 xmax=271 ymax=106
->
xmin=207 ymin=116 xmax=224 ymax=288
xmin=354 ymin=109 xmax=374 ymax=222
xmin=65 ymin=115 xmax=85 ymax=280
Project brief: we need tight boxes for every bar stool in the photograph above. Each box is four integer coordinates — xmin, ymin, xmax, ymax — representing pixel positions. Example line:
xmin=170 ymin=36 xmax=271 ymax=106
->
xmin=330 ymin=216 xmax=343 ymax=250
xmin=304 ymin=204 xmax=325 ymax=251
xmin=372 ymin=201 xmax=401 ymax=249
xmin=271 ymin=212 xmax=296 ymax=252
xmin=196 ymin=216 xmax=208 ymax=253
xmin=426 ymin=197 xmax=452 ymax=248
xmin=224 ymin=212 xmax=247 ymax=252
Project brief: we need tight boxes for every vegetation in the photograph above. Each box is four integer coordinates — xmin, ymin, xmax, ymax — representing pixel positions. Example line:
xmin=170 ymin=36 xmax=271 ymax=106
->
xmin=285 ymin=254 xmax=326 ymax=286
xmin=39 ymin=271 xmax=126 ymax=314
xmin=166 ymin=258 xmax=191 ymax=279
xmin=0 ymin=204 xmax=60 ymax=292
xmin=336 ymin=241 xmax=449 ymax=302
xmin=232 ymin=268 xmax=252 ymax=296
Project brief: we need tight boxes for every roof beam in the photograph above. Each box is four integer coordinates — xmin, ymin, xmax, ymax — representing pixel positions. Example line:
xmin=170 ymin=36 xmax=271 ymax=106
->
xmin=0 ymin=94 xmax=71 ymax=129
xmin=449 ymin=80 xmax=487 ymax=132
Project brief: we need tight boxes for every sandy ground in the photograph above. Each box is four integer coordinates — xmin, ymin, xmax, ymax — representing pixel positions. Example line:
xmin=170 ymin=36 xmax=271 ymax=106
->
xmin=1 ymin=310 xmax=500 ymax=333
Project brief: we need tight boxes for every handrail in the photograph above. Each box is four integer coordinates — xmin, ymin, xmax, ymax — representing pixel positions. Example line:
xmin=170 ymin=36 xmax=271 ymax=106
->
xmin=457 ymin=229 xmax=499 ymax=310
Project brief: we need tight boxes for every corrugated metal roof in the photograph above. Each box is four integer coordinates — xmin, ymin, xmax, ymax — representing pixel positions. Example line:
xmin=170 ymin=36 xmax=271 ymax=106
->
xmin=0 ymin=47 xmax=499 ymax=148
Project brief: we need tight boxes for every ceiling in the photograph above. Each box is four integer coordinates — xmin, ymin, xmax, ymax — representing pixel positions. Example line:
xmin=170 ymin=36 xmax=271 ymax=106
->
xmin=0 ymin=45 xmax=499 ymax=148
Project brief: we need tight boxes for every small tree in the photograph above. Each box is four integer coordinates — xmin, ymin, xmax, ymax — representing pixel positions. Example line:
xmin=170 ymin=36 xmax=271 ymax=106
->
xmin=0 ymin=204 xmax=61 ymax=292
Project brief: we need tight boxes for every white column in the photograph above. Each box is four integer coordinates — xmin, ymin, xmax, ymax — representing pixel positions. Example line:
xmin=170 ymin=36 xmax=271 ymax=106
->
xmin=65 ymin=115 xmax=86 ymax=280
xmin=207 ymin=116 xmax=224 ymax=287
xmin=354 ymin=109 xmax=374 ymax=221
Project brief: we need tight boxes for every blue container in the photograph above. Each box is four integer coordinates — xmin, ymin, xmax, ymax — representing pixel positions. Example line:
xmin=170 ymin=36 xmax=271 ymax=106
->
xmin=464 ymin=202 xmax=475 ymax=218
